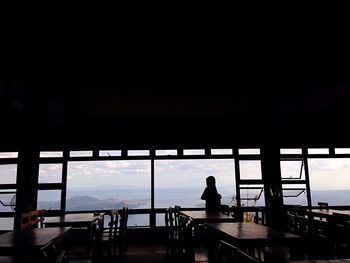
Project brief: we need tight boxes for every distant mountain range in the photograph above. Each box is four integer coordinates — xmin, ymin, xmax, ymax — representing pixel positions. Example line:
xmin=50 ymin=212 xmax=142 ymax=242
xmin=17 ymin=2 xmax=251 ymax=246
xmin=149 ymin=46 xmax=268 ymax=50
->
xmin=38 ymin=195 xmax=148 ymax=211
xmin=34 ymin=189 xmax=350 ymax=212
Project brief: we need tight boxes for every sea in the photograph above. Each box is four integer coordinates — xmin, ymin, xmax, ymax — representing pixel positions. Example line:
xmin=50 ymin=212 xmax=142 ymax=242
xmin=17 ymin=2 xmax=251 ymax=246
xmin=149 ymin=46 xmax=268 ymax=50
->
xmin=1 ymin=188 xmax=350 ymax=229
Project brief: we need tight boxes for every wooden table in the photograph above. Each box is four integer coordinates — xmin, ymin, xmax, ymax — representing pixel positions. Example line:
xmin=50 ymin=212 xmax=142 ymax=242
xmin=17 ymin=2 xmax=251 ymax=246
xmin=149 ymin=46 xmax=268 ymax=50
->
xmin=44 ymin=213 xmax=100 ymax=228
xmin=44 ymin=213 xmax=99 ymax=252
xmin=308 ymin=209 xmax=350 ymax=219
xmin=0 ymin=227 xmax=71 ymax=260
xmin=206 ymin=222 xmax=304 ymax=248
xmin=180 ymin=210 xmax=236 ymax=224
xmin=291 ymin=260 xmax=350 ymax=263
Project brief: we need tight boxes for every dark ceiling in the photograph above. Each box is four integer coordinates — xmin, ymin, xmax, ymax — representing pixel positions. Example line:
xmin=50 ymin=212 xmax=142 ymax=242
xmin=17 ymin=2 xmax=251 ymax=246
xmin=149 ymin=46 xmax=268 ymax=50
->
xmin=1 ymin=12 xmax=350 ymax=150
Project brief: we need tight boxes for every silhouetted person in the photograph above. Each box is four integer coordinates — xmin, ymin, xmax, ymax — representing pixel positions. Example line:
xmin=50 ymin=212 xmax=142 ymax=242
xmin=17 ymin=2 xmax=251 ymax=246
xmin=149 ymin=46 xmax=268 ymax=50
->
xmin=201 ymin=176 xmax=222 ymax=212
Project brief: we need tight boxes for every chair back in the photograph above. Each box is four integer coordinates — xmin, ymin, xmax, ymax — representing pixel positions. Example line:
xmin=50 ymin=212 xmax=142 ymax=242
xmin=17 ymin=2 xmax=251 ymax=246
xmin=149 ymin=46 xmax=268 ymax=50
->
xmin=318 ymin=202 xmax=329 ymax=209
xmin=108 ymin=210 xmax=119 ymax=240
xmin=214 ymin=240 xmax=240 ymax=263
xmin=165 ymin=207 xmax=175 ymax=230
xmin=174 ymin=205 xmax=181 ymax=228
xmin=20 ymin=209 xmax=45 ymax=229
xmin=235 ymin=249 xmax=261 ymax=263
xmin=93 ymin=212 xmax=105 ymax=238
xmin=120 ymin=206 xmax=128 ymax=231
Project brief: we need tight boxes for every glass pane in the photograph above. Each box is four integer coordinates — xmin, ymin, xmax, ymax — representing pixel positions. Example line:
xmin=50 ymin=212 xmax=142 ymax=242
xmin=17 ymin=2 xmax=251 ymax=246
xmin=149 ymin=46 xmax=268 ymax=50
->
xmin=40 ymin=152 xmax=63 ymax=158
xmin=280 ymin=149 xmax=302 ymax=154
xmin=309 ymin=158 xmax=350 ymax=205
xmin=128 ymin=214 xmax=149 ymax=227
xmin=0 ymin=190 xmax=16 ymax=212
xmin=156 ymin=150 xmax=177 ymax=156
xmin=38 ymin=164 xmax=62 ymax=183
xmin=154 ymin=159 xmax=235 ymax=208
xmin=0 ymin=152 xmax=18 ymax=158
xmin=239 ymin=161 xmax=262 ymax=179
xmin=239 ymin=185 xmax=265 ymax=206
xmin=335 ymin=148 xmax=350 ymax=154
xmin=0 ymin=164 xmax=17 ymax=184
xmin=282 ymin=184 xmax=307 ymax=206
xmin=183 ymin=150 xmax=205 ymax=155
xmin=280 ymin=160 xmax=305 ymax=180
xmin=0 ymin=218 xmax=14 ymax=230
xmin=127 ymin=150 xmax=150 ymax=156
xmin=99 ymin=150 xmax=121 ymax=157
xmin=308 ymin=148 xmax=329 ymax=154
xmin=156 ymin=213 xmax=166 ymax=227
xmin=70 ymin=151 xmax=93 ymax=157
xmin=67 ymin=160 xmax=151 ymax=212
xmin=239 ymin=149 xmax=260 ymax=155
xmin=211 ymin=149 xmax=233 ymax=155
xmin=37 ymin=190 xmax=61 ymax=210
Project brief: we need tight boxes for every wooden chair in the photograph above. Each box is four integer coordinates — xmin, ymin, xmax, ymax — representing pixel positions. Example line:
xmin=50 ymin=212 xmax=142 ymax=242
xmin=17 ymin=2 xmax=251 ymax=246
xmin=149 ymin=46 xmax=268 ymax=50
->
xmin=165 ymin=207 xmax=177 ymax=260
xmin=214 ymin=240 xmax=240 ymax=263
xmin=177 ymin=214 xmax=195 ymax=261
xmin=95 ymin=210 xmax=119 ymax=259
xmin=332 ymin=212 xmax=350 ymax=258
xmin=20 ymin=209 xmax=45 ymax=230
xmin=235 ymin=249 xmax=262 ymax=263
xmin=318 ymin=201 xmax=329 ymax=209
xmin=100 ymin=210 xmax=118 ymax=237
xmin=116 ymin=206 xmax=128 ymax=256
xmin=219 ymin=204 xmax=230 ymax=215
xmin=174 ymin=205 xmax=181 ymax=229
xmin=309 ymin=217 xmax=334 ymax=259
xmin=253 ymin=207 xmax=265 ymax=225
xmin=91 ymin=212 xmax=105 ymax=253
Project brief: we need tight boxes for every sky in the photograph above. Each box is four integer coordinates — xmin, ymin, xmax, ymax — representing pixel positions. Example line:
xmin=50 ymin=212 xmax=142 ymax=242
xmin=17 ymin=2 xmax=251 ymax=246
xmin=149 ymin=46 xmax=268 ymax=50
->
xmin=2 ymin=149 xmax=350 ymax=192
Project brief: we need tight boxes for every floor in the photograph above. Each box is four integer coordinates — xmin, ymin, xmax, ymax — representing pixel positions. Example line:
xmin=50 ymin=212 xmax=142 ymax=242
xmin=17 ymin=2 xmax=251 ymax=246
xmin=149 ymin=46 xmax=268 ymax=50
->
xmin=68 ymin=241 xmax=209 ymax=263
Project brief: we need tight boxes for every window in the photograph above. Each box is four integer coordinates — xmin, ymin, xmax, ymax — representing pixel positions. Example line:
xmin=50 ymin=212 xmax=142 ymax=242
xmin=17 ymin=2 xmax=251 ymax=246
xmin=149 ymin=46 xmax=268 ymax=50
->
xmin=280 ymin=159 xmax=305 ymax=180
xmin=67 ymin=160 xmax=151 ymax=226
xmin=38 ymin=164 xmax=62 ymax=183
xmin=0 ymin=190 xmax=16 ymax=212
xmin=40 ymin=151 xmax=63 ymax=158
xmin=238 ymin=185 xmax=265 ymax=206
xmin=37 ymin=190 xmax=61 ymax=210
xmin=0 ymin=153 xmax=18 ymax=231
xmin=37 ymin=152 xmax=64 ymax=212
xmin=308 ymin=158 xmax=350 ymax=205
xmin=0 ymin=164 xmax=17 ymax=184
xmin=335 ymin=148 xmax=350 ymax=154
xmin=282 ymin=184 xmax=307 ymax=206
xmin=127 ymin=150 xmax=150 ymax=156
xmin=308 ymin=148 xmax=329 ymax=155
xmin=183 ymin=149 xmax=205 ymax=156
xmin=154 ymin=159 xmax=235 ymax=210
xmin=280 ymin=157 xmax=308 ymax=206
xmin=280 ymin=149 xmax=302 ymax=155
xmin=211 ymin=149 xmax=233 ymax=155
xmin=156 ymin=150 xmax=177 ymax=156
xmin=70 ymin=151 xmax=93 ymax=157
xmin=239 ymin=149 xmax=260 ymax=155
xmin=99 ymin=150 xmax=122 ymax=157
xmin=0 ymin=152 xmax=18 ymax=158
xmin=239 ymin=161 xmax=262 ymax=180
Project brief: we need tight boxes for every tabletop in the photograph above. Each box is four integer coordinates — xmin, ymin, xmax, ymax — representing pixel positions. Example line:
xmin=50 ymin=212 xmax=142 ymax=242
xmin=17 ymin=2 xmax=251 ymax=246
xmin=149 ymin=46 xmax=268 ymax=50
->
xmin=308 ymin=209 xmax=350 ymax=218
xmin=0 ymin=227 xmax=71 ymax=255
xmin=180 ymin=210 xmax=236 ymax=223
xmin=206 ymin=222 xmax=304 ymax=248
xmin=44 ymin=213 xmax=99 ymax=224
xmin=290 ymin=260 xmax=350 ymax=263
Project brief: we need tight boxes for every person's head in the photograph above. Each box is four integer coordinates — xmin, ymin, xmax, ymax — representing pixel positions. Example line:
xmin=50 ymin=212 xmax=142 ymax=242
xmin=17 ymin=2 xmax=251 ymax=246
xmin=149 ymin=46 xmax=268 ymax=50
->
xmin=206 ymin=176 xmax=216 ymax=186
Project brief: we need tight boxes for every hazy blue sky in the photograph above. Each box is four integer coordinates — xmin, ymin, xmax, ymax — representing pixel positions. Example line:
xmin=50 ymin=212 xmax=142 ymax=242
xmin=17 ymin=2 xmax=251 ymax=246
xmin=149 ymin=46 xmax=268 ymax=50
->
xmin=2 ymin=151 xmax=350 ymax=191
